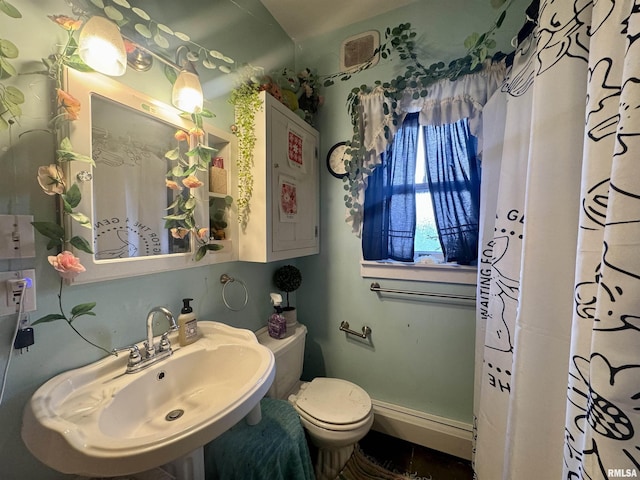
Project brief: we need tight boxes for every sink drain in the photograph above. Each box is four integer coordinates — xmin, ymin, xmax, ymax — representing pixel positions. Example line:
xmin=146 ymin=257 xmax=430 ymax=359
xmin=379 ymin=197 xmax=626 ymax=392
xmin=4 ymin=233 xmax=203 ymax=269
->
xmin=165 ymin=409 xmax=184 ymax=421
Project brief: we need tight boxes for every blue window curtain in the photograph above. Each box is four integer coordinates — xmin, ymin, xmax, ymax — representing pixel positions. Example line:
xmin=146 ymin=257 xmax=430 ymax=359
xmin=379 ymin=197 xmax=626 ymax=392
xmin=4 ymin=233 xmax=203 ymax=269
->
xmin=423 ymin=119 xmax=480 ymax=265
xmin=362 ymin=113 xmax=418 ymax=261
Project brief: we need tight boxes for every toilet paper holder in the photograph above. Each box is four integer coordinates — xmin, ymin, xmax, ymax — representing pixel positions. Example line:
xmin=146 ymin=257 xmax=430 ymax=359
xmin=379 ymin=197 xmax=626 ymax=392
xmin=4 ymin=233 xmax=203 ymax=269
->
xmin=339 ymin=321 xmax=371 ymax=339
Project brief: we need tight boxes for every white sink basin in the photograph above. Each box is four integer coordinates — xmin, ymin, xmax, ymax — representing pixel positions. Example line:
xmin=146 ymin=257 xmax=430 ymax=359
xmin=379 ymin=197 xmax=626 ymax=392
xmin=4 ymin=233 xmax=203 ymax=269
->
xmin=22 ymin=321 xmax=275 ymax=477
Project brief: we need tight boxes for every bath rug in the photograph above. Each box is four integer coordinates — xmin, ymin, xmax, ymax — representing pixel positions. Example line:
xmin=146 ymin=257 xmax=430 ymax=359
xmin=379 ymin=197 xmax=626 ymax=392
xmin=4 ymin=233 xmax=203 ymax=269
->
xmin=337 ymin=445 xmax=433 ymax=480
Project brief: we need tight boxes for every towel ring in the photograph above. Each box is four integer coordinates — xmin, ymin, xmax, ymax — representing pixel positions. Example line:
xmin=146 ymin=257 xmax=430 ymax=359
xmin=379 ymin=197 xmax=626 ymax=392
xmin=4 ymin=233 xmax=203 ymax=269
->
xmin=220 ymin=274 xmax=249 ymax=311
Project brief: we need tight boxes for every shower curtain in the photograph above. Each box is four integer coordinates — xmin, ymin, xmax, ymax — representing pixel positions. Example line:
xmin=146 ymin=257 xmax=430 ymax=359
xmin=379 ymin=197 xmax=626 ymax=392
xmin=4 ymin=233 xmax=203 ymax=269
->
xmin=474 ymin=1 xmax=640 ymax=479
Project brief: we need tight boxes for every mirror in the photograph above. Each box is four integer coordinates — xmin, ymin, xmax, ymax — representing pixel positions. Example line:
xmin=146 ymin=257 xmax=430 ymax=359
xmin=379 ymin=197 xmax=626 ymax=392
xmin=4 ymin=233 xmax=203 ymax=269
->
xmin=91 ymin=94 xmax=188 ymax=260
xmin=64 ymin=68 xmax=235 ymax=284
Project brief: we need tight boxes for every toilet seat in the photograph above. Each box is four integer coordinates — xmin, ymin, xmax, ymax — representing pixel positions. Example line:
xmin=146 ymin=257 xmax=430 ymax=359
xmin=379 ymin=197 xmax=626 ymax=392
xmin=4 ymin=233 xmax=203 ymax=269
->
xmin=289 ymin=378 xmax=372 ymax=432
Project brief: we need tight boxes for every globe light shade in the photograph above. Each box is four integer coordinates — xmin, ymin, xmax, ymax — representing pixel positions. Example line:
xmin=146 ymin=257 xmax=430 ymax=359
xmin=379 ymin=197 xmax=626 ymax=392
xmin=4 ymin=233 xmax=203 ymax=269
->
xmin=78 ymin=16 xmax=127 ymax=77
xmin=172 ymin=70 xmax=204 ymax=113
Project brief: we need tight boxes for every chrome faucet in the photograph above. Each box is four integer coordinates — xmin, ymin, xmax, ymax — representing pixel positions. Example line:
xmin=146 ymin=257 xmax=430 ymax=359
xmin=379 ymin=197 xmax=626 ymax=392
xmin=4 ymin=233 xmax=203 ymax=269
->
xmin=126 ymin=306 xmax=178 ymax=374
xmin=145 ymin=306 xmax=177 ymax=357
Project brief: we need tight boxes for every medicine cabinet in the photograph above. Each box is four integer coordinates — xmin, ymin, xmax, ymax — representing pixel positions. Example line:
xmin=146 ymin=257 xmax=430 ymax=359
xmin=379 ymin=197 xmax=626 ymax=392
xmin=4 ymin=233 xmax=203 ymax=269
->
xmin=239 ymin=91 xmax=320 ymax=262
xmin=64 ymin=68 xmax=237 ymax=284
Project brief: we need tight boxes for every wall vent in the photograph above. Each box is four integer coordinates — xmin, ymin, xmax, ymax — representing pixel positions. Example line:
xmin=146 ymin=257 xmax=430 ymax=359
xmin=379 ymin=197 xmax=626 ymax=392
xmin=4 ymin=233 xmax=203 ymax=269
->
xmin=340 ymin=30 xmax=380 ymax=72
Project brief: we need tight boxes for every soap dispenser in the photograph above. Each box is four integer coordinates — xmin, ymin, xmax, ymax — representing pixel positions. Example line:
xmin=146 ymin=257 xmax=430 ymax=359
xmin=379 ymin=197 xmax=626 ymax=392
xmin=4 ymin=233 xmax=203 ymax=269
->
xmin=178 ymin=298 xmax=198 ymax=346
xmin=268 ymin=293 xmax=286 ymax=339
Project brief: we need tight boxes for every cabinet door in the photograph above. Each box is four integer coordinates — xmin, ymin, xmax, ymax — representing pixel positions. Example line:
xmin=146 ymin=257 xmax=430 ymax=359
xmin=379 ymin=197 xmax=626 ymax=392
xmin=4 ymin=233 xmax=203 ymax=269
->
xmin=269 ymin=107 xmax=319 ymax=254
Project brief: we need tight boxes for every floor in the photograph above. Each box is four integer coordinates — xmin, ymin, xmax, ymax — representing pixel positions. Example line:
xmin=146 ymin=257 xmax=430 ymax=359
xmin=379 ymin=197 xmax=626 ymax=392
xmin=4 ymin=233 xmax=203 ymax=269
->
xmin=358 ymin=430 xmax=474 ymax=479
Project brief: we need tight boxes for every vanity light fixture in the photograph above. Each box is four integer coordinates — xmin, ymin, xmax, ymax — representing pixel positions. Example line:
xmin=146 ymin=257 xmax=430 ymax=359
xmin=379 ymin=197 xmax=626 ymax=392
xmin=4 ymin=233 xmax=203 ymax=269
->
xmin=172 ymin=46 xmax=204 ymax=113
xmin=126 ymin=43 xmax=154 ymax=72
xmin=172 ymin=70 xmax=203 ymax=113
xmin=78 ymin=16 xmax=127 ymax=77
xmin=78 ymin=17 xmax=203 ymax=113
xmin=121 ymin=42 xmax=203 ymax=113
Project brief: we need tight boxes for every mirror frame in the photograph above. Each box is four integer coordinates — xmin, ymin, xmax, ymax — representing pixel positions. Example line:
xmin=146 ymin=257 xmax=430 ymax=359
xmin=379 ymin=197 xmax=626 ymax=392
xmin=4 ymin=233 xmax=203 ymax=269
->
xmin=63 ymin=68 xmax=236 ymax=284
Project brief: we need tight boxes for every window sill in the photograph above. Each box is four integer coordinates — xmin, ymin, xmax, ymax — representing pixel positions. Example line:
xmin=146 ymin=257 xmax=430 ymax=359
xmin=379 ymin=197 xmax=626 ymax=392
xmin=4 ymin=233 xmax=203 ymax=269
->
xmin=360 ymin=260 xmax=477 ymax=285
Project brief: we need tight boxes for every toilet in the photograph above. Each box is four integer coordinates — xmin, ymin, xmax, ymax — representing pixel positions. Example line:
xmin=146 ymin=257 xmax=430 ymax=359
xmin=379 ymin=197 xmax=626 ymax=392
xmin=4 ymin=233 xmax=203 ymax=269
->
xmin=257 ymin=323 xmax=374 ymax=480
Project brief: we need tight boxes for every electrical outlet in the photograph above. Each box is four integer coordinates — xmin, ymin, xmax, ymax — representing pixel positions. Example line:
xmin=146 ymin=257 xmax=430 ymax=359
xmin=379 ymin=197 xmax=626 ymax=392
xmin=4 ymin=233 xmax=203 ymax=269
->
xmin=8 ymin=279 xmax=27 ymax=305
xmin=0 ymin=270 xmax=36 ymax=316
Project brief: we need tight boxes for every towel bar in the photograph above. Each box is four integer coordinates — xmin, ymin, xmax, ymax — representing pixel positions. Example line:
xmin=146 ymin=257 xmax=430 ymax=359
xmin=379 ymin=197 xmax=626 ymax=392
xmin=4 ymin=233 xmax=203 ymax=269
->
xmin=370 ymin=282 xmax=475 ymax=301
xmin=339 ymin=321 xmax=371 ymax=339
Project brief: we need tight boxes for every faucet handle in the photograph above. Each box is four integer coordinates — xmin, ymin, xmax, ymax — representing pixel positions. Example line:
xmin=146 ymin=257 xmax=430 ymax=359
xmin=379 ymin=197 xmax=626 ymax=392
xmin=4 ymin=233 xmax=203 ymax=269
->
xmin=159 ymin=332 xmax=171 ymax=352
xmin=111 ymin=344 xmax=133 ymax=356
xmin=127 ymin=345 xmax=142 ymax=367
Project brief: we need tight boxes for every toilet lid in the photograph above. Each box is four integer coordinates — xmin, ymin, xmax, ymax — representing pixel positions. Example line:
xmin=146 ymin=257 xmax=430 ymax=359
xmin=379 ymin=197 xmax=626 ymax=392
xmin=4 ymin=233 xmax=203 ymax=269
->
xmin=293 ymin=378 xmax=371 ymax=425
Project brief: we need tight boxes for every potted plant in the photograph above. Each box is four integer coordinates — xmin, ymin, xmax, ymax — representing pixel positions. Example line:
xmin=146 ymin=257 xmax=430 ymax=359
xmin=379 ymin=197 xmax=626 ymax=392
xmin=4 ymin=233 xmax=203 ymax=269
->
xmin=273 ymin=265 xmax=302 ymax=327
xmin=209 ymin=195 xmax=233 ymax=240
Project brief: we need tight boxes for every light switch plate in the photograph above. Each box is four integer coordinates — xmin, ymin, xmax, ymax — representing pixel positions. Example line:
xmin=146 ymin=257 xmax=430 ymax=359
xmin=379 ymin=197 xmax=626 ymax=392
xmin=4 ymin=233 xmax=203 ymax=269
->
xmin=0 ymin=215 xmax=36 ymax=259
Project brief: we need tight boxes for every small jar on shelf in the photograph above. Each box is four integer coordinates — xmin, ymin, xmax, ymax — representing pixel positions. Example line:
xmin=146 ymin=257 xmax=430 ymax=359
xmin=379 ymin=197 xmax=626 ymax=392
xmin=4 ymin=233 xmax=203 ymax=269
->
xmin=209 ymin=156 xmax=227 ymax=195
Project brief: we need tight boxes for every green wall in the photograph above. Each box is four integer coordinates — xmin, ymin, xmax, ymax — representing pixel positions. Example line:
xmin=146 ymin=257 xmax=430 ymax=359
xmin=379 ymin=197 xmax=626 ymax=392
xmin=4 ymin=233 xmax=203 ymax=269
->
xmin=0 ymin=0 xmax=527 ymax=478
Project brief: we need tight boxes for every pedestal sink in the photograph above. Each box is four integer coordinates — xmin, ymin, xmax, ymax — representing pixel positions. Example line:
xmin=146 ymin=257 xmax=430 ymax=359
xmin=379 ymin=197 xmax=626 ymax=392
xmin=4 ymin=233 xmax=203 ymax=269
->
xmin=22 ymin=321 xmax=275 ymax=478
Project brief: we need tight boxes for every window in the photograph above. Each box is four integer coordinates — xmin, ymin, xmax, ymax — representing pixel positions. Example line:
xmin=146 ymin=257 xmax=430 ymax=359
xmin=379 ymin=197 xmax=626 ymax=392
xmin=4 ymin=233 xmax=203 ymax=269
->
xmin=414 ymin=128 xmax=443 ymax=257
xmin=361 ymin=114 xmax=480 ymax=284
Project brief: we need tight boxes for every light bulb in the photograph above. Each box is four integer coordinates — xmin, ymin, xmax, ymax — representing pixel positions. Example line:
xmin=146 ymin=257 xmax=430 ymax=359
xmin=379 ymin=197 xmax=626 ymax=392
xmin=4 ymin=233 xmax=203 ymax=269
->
xmin=172 ymin=70 xmax=204 ymax=113
xmin=78 ymin=16 xmax=127 ymax=77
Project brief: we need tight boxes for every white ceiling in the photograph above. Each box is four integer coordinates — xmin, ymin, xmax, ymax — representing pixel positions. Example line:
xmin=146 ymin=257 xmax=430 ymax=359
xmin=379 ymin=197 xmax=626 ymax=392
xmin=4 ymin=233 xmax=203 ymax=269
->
xmin=258 ymin=0 xmax=417 ymax=41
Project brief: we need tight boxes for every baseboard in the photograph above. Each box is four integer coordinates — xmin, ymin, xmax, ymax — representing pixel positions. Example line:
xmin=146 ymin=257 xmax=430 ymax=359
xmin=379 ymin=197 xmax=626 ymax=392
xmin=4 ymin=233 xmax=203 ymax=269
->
xmin=370 ymin=399 xmax=473 ymax=460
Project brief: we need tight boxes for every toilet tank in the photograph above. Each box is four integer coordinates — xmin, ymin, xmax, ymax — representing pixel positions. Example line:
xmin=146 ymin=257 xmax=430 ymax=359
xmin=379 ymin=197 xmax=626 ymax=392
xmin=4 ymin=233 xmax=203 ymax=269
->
xmin=256 ymin=323 xmax=307 ymax=400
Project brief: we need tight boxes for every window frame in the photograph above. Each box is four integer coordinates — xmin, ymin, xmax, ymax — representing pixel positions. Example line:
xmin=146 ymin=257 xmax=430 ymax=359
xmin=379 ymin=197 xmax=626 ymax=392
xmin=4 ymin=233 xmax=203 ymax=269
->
xmin=360 ymin=119 xmax=478 ymax=286
xmin=360 ymin=259 xmax=477 ymax=285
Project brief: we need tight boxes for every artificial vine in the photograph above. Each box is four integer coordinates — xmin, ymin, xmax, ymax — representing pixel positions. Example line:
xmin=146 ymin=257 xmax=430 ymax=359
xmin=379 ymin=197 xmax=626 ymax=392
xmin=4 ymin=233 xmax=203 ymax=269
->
xmin=31 ymin=15 xmax=97 ymax=255
xmin=230 ymin=78 xmax=262 ymax=229
xmin=322 ymin=0 xmax=513 ymax=221
xmin=26 ymin=15 xmax=113 ymax=355
xmin=163 ymin=108 xmax=227 ymax=261
xmin=228 ymin=66 xmax=322 ymax=228
xmin=0 ymin=0 xmax=24 ymax=130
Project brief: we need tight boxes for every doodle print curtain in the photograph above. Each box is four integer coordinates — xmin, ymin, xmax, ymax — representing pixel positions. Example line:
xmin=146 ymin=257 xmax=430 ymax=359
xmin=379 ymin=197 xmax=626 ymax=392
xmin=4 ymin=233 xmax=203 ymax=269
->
xmin=474 ymin=1 xmax=640 ymax=479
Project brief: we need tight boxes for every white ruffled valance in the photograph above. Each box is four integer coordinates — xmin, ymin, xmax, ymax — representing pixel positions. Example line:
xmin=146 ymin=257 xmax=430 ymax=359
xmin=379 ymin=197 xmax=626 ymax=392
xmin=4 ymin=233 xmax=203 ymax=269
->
xmin=348 ymin=61 xmax=507 ymax=234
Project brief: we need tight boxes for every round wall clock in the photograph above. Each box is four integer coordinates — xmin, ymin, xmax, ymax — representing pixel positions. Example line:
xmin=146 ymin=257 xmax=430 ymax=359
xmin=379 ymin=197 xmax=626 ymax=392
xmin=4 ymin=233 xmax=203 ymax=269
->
xmin=326 ymin=142 xmax=349 ymax=179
